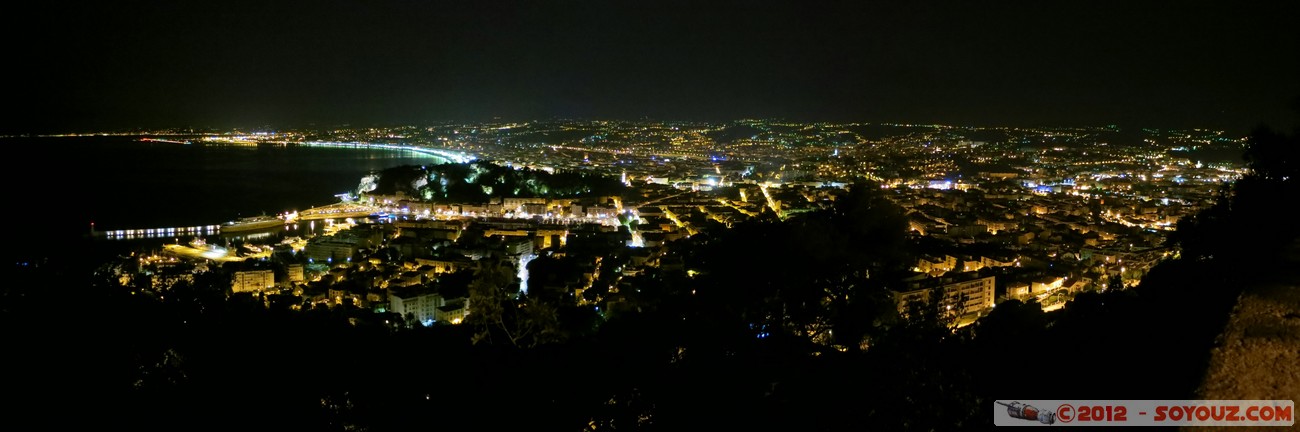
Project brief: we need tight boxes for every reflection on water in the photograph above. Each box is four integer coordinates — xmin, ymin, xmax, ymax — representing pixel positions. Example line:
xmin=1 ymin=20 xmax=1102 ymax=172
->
xmin=230 ymin=231 xmax=277 ymax=242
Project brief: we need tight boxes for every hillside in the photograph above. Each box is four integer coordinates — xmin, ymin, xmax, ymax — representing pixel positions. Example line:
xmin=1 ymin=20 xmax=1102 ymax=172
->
xmin=1189 ymin=241 xmax=1300 ymax=431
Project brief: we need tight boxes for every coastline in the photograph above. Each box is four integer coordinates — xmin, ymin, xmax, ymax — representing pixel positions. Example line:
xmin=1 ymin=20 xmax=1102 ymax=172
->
xmin=16 ymin=135 xmax=453 ymax=233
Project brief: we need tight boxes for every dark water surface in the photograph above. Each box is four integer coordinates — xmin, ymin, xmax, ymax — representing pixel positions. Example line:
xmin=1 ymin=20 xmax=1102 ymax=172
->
xmin=5 ymin=135 xmax=446 ymax=266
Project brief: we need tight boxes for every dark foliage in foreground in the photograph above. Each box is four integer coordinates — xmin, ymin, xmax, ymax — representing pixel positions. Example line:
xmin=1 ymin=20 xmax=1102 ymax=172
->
xmin=4 ymin=258 xmax=1251 ymax=432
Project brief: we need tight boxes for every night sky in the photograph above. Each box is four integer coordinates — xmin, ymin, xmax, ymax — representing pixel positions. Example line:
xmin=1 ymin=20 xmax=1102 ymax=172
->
xmin=5 ymin=0 xmax=1298 ymax=134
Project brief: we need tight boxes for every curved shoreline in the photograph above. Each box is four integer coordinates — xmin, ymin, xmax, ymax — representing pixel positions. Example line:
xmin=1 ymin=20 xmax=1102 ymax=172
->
xmin=88 ymin=138 xmax=471 ymax=235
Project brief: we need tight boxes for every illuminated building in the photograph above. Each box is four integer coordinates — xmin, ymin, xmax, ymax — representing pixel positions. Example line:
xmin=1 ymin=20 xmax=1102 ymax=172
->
xmin=231 ymin=269 xmax=276 ymax=293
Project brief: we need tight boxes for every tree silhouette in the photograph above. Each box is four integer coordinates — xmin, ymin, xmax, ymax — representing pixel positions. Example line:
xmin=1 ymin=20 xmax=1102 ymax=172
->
xmin=685 ymin=179 xmax=912 ymax=351
xmin=1172 ymin=106 xmax=1300 ymax=269
xmin=467 ymin=259 xmax=567 ymax=348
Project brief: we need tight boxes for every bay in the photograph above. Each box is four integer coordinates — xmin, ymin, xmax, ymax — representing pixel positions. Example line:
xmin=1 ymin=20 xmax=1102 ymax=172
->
xmin=4 ymin=135 xmax=449 ymax=267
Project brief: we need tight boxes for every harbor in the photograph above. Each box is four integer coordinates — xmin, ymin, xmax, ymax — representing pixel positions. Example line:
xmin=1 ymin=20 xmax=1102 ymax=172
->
xmin=157 ymin=236 xmax=308 ymax=262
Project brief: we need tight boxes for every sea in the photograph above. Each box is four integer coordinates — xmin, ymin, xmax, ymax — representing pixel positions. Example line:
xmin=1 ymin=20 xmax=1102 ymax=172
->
xmin=4 ymin=135 xmax=449 ymax=269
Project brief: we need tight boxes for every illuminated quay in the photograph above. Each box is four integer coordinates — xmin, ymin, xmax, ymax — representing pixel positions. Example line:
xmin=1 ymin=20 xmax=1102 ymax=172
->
xmin=92 ymin=223 xmax=222 ymax=240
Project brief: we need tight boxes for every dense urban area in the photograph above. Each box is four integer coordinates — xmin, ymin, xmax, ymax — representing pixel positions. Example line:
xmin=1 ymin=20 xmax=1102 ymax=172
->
xmin=105 ymin=121 xmax=1247 ymax=322
xmin=11 ymin=118 xmax=1298 ymax=431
